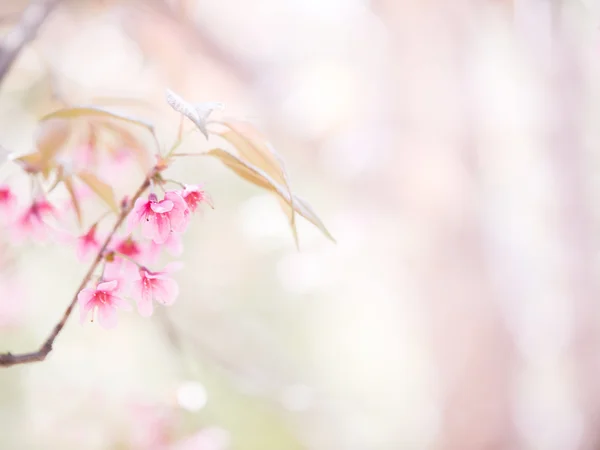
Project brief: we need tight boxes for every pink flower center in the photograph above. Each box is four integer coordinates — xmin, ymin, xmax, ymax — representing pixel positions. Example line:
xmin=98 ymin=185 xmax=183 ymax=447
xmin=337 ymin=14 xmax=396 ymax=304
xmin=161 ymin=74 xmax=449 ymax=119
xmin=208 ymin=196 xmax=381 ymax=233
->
xmin=0 ymin=188 xmax=10 ymax=203
xmin=117 ymin=239 xmax=140 ymax=257
xmin=185 ymin=191 xmax=203 ymax=211
xmin=94 ymin=290 xmax=111 ymax=305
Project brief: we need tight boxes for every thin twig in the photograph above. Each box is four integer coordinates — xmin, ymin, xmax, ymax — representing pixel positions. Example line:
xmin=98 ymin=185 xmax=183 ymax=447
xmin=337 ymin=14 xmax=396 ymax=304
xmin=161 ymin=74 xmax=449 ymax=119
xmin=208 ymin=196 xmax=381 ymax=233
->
xmin=0 ymin=173 xmax=153 ymax=367
xmin=0 ymin=0 xmax=61 ymax=85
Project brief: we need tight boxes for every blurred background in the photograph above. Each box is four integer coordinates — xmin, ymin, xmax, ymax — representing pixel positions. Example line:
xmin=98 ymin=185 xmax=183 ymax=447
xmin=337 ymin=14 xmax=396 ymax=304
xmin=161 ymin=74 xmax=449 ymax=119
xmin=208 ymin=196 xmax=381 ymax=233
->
xmin=2 ymin=0 xmax=600 ymax=449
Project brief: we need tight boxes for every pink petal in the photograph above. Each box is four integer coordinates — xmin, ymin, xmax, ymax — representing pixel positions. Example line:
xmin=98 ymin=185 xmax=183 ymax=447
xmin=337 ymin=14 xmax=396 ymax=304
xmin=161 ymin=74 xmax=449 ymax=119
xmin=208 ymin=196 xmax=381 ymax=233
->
xmin=153 ymin=214 xmax=171 ymax=244
xmin=165 ymin=233 xmax=184 ymax=256
xmin=77 ymin=289 xmax=95 ymax=323
xmin=126 ymin=198 xmax=149 ymax=233
xmin=77 ymin=288 xmax=95 ymax=306
xmin=103 ymin=259 xmax=123 ymax=281
xmin=169 ymin=210 xmax=189 ymax=233
xmin=133 ymin=280 xmax=154 ymax=317
xmin=153 ymin=278 xmax=179 ymax=305
xmin=109 ymin=294 xmax=132 ymax=311
xmin=97 ymin=304 xmax=118 ymax=329
xmin=140 ymin=212 xmax=159 ymax=241
xmin=150 ymin=199 xmax=174 ymax=214
xmin=165 ymin=191 xmax=187 ymax=209
xmin=98 ymin=280 xmax=118 ymax=292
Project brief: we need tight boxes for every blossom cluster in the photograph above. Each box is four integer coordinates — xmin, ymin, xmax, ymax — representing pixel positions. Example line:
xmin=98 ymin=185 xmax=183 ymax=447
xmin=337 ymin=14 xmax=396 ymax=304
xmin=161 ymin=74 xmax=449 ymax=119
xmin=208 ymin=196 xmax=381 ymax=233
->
xmin=0 ymin=180 xmax=211 ymax=329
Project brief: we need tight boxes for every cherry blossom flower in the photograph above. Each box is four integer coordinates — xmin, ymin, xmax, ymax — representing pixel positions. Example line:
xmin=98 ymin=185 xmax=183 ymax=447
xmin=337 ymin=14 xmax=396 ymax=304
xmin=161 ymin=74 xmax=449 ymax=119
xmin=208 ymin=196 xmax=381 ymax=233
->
xmin=127 ymin=192 xmax=189 ymax=244
xmin=114 ymin=236 xmax=143 ymax=259
xmin=15 ymin=198 xmax=56 ymax=241
xmin=76 ymin=224 xmax=101 ymax=261
xmin=178 ymin=184 xmax=212 ymax=213
xmin=144 ymin=232 xmax=183 ymax=264
xmin=103 ymin=257 xmax=138 ymax=296
xmin=0 ymin=185 xmax=17 ymax=217
xmin=131 ymin=262 xmax=182 ymax=317
xmin=78 ymin=280 xmax=132 ymax=328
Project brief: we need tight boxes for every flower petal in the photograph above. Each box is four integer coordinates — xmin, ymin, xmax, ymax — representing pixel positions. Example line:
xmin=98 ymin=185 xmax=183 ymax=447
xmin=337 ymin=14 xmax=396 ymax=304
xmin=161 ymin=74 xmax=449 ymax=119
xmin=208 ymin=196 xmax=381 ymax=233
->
xmin=150 ymin=199 xmax=174 ymax=214
xmin=153 ymin=278 xmax=179 ymax=305
xmin=109 ymin=293 xmax=132 ymax=311
xmin=132 ymin=279 xmax=154 ymax=317
xmin=77 ymin=288 xmax=95 ymax=306
xmin=98 ymin=280 xmax=118 ymax=292
xmin=153 ymin=213 xmax=171 ymax=244
xmin=97 ymin=304 xmax=118 ymax=329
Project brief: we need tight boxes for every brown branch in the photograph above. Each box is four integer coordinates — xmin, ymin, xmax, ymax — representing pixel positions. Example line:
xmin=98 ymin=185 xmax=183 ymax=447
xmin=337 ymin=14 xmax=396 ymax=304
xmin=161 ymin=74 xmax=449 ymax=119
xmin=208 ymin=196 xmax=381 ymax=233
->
xmin=0 ymin=174 xmax=153 ymax=368
xmin=0 ymin=0 xmax=61 ymax=85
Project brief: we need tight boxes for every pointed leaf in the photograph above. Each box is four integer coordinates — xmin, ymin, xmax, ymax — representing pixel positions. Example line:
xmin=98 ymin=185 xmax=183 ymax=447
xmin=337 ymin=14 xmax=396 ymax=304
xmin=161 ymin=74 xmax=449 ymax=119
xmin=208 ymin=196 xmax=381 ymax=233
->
xmin=213 ymin=120 xmax=298 ymax=246
xmin=36 ymin=119 xmax=70 ymax=163
xmin=76 ymin=171 xmax=119 ymax=214
xmin=291 ymin=194 xmax=336 ymax=243
xmin=166 ymin=89 xmax=223 ymax=139
xmin=206 ymin=148 xmax=334 ymax=243
xmin=46 ymin=165 xmax=83 ymax=226
xmin=63 ymin=176 xmax=83 ymax=227
xmin=14 ymin=120 xmax=70 ymax=177
xmin=15 ymin=152 xmax=43 ymax=173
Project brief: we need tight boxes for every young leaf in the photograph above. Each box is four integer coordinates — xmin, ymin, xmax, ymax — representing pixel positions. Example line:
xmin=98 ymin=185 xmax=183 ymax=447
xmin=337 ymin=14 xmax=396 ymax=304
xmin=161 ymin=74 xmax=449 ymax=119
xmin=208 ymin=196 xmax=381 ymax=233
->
xmin=14 ymin=120 xmax=70 ymax=178
xmin=206 ymin=148 xmax=334 ymax=243
xmin=165 ymin=89 xmax=223 ymax=139
xmin=40 ymin=106 xmax=154 ymax=132
xmin=36 ymin=119 xmax=70 ymax=163
xmin=213 ymin=120 xmax=298 ymax=246
xmin=47 ymin=165 xmax=83 ymax=226
xmin=76 ymin=171 xmax=119 ymax=214
xmin=289 ymin=194 xmax=336 ymax=243
xmin=63 ymin=176 xmax=83 ymax=227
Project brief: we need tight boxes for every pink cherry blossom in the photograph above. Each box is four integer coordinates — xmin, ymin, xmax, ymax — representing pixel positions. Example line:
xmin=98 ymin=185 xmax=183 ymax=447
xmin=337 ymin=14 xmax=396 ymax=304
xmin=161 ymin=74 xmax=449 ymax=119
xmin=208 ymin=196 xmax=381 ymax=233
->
xmin=15 ymin=198 xmax=55 ymax=241
xmin=76 ymin=224 xmax=100 ymax=261
xmin=0 ymin=185 xmax=17 ymax=217
xmin=127 ymin=192 xmax=189 ymax=244
xmin=114 ymin=236 xmax=143 ymax=259
xmin=78 ymin=280 xmax=132 ymax=328
xmin=178 ymin=184 xmax=212 ymax=213
xmin=131 ymin=262 xmax=182 ymax=317
xmin=104 ymin=257 xmax=138 ymax=296
xmin=144 ymin=232 xmax=183 ymax=264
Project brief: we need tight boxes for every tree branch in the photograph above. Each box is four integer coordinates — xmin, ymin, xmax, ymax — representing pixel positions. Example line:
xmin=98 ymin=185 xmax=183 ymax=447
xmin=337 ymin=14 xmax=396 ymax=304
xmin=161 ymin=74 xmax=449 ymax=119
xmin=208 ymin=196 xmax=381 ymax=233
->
xmin=0 ymin=174 xmax=153 ymax=368
xmin=0 ymin=0 xmax=61 ymax=85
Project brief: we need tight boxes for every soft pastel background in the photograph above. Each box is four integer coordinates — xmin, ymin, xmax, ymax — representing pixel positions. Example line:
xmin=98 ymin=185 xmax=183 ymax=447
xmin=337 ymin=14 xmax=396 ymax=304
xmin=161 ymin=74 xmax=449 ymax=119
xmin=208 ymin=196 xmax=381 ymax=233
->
xmin=2 ymin=0 xmax=600 ymax=449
